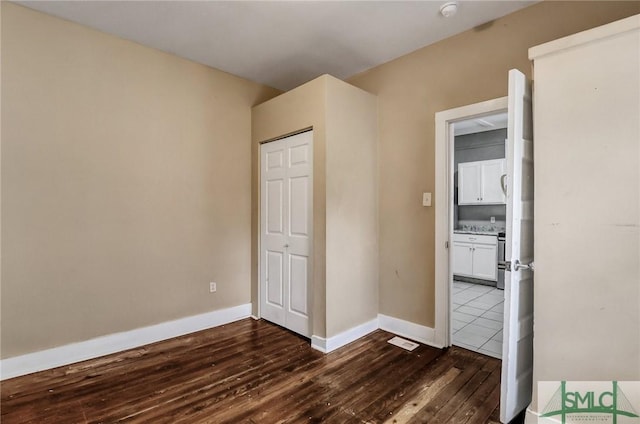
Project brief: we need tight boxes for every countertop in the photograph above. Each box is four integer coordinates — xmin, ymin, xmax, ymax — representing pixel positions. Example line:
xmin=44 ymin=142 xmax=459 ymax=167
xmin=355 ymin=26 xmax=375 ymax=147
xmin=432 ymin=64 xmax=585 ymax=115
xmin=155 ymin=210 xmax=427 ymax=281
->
xmin=454 ymin=229 xmax=501 ymax=236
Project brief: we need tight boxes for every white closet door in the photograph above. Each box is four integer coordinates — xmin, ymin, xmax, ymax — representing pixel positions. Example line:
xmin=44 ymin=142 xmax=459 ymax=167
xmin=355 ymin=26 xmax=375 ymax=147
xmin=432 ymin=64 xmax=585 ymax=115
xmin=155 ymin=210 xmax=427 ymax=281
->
xmin=260 ymin=131 xmax=313 ymax=337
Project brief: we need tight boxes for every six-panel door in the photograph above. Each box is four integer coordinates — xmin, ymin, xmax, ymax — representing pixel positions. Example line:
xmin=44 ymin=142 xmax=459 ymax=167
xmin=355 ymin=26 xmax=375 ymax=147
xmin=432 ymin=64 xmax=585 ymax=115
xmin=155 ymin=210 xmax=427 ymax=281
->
xmin=260 ymin=131 xmax=313 ymax=338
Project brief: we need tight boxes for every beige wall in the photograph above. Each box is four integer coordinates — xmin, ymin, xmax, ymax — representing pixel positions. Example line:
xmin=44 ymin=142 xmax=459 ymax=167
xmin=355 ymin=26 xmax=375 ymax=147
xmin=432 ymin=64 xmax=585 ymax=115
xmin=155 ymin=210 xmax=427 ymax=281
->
xmin=252 ymin=76 xmax=328 ymax=337
xmin=529 ymin=16 xmax=640 ymax=415
xmin=347 ymin=1 xmax=640 ymax=328
xmin=1 ymin=3 xmax=279 ymax=358
xmin=252 ymin=75 xmax=378 ymax=339
xmin=324 ymin=78 xmax=378 ymax=337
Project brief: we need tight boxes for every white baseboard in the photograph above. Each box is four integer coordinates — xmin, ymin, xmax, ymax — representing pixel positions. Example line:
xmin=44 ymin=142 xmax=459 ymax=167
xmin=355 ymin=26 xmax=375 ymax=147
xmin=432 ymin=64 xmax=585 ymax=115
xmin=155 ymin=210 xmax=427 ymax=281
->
xmin=0 ymin=303 xmax=252 ymax=381
xmin=378 ymin=314 xmax=441 ymax=348
xmin=311 ymin=318 xmax=379 ymax=353
xmin=311 ymin=315 xmax=439 ymax=353
xmin=1 ymin=308 xmax=439 ymax=379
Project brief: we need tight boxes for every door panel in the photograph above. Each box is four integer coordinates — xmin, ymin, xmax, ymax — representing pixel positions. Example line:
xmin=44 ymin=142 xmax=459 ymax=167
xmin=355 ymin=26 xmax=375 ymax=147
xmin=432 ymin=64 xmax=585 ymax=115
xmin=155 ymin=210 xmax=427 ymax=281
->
xmin=289 ymin=254 xmax=308 ymax=315
xmin=500 ymin=69 xmax=534 ymax=423
xmin=473 ymin=244 xmax=498 ymax=281
xmin=458 ymin=162 xmax=481 ymax=204
xmin=481 ymin=160 xmax=507 ymax=204
xmin=289 ymin=176 xmax=309 ymax=236
xmin=266 ymin=251 xmax=284 ymax=307
xmin=260 ymin=131 xmax=313 ymax=338
xmin=266 ymin=180 xmax=284 ymax=234
xmin=452 ymin=241 xmax=474 ymax=276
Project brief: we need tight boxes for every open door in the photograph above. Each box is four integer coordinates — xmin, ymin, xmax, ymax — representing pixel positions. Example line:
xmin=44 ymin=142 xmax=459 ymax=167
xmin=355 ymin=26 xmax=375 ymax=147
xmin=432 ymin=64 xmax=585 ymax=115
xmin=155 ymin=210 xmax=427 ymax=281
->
xmin=500 ymin=69 xmax=534 ymax=423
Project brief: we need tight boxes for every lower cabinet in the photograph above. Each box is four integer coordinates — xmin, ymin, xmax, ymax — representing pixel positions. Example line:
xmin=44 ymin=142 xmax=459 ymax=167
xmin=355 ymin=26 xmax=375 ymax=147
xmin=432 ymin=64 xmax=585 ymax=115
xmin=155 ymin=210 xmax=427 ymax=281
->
xmin=452 ymin=233 xmax=497 ymax=281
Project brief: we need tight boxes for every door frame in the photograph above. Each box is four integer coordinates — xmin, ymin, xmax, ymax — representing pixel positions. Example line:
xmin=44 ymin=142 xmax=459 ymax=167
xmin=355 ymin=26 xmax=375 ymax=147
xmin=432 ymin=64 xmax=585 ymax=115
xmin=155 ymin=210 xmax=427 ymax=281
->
xmin=257 ymin=129 xmax=314 ymax=336
xmin=433 ymin=97 xmax=508 ymax=348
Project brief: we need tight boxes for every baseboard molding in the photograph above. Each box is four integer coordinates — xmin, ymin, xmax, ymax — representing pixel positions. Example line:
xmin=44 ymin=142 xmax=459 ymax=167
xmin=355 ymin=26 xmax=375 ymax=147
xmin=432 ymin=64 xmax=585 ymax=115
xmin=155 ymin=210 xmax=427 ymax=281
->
xmin=0 ymin=303 xmax=252 ymax=381
xmin=311 ymin=318 xmax=379 ymax=353
xmin=311 ymin=315 xmax=439 ymax=353
xmin=2 ymin=308 xmax=439 ymax=379
xmin=378 ymin=314 xmax=441 ymax=349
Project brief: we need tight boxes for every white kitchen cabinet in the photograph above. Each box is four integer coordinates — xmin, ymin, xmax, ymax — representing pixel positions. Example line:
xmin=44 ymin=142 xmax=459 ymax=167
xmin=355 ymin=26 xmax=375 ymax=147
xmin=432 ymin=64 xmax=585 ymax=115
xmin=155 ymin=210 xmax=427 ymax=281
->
xmin=452 ymin=233 xmax=497 ymax=281
xmin=458 ymin=159 xmax=506 ymax=205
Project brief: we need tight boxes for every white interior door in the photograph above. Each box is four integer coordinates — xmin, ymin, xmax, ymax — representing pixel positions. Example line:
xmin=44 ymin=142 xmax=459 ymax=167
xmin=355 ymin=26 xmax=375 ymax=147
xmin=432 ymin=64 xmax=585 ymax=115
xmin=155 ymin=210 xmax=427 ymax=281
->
xmin=260 ymin=131 xmax=313 ymax=338
xmin=500 ymin=69 xmax=534 ymax=423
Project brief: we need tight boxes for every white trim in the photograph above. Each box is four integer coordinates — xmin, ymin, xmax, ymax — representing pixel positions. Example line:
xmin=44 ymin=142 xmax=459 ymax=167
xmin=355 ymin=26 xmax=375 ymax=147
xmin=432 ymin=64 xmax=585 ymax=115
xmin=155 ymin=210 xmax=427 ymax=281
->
xmin=378 ymin=314 xmax=440 ymax=348
xmin=434 ymin=97 xmax=508 ymax=349
xmin=311 ymin=318 xmax=378 ymax=353
xmin=2 ymin=309 xmax=442 ymax=380
xmin=529 ymin=14 xmax=640 ymax=60
xmin=0 ymin=304 xmax=251 ymax=381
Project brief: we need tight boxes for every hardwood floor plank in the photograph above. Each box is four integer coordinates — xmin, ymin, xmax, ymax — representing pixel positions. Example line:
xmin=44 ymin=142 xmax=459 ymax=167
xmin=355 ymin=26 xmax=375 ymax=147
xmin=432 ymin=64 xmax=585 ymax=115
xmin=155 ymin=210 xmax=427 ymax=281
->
xmin=1 ymin=319 xmax=503 ymax=424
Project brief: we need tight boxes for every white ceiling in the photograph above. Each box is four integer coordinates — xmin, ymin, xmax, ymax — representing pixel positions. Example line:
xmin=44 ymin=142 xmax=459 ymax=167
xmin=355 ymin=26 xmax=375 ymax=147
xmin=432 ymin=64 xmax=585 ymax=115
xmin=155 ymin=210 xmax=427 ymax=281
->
xmin=17 ymin=1 xmax=537 ymax=91
xmin=454 ymin=112 xmax=508 ymax=136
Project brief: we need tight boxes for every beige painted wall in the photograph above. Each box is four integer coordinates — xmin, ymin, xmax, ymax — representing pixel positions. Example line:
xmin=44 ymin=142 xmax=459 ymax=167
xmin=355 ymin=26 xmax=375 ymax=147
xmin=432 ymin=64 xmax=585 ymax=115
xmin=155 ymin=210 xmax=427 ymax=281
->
xmin=324 ymin=78 xmax=378 ymax=337
xmin=251 ymin=75 xmax=378 ymax=339
xmin=347 ymin=1 xmax=640 ymax=328
xmin=528 ymin=16 xmax=640 ymax=415
xmin=252 ymin=76 xmax=328 ymax=337
xmin=1 ymin=3 xmax=279 ymax=359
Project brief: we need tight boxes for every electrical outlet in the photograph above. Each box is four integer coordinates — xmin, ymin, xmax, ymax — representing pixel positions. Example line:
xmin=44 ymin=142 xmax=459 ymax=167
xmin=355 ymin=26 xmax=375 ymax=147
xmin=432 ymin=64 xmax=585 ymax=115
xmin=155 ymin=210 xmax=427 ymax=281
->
xmin=209 ymin=282 xmax=217 ymax=293
xmin=490 ymin=216 xmax=496 ymax=224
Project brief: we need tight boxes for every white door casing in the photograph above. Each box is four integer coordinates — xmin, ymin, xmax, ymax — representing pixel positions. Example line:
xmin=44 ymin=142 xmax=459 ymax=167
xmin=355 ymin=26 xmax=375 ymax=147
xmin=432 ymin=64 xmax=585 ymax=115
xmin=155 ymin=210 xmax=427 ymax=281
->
xmin=260 ymin=131 xmax=313 ymax=338
xmin=500 ymin=69 xmax=534 ymax=423
xmin=434 ymin=96 xmax=508 ymax=349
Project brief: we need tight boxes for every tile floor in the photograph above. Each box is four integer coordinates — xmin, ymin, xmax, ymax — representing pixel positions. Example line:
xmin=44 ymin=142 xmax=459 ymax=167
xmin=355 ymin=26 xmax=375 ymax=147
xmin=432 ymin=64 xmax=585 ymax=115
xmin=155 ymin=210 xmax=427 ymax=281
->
xmin=452 ymin=280 xmax=504 ymax=359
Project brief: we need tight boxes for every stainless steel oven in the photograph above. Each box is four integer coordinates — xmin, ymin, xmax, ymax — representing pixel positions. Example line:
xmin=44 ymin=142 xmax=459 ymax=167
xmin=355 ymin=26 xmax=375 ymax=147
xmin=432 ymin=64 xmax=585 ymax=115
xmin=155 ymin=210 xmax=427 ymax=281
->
xmin=497 ymin=232 xmax=506 ymax=289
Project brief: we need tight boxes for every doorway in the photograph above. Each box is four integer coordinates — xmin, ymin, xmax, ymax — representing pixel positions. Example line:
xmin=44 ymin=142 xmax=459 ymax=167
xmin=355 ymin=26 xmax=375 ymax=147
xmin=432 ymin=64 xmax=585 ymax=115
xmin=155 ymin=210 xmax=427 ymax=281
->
xmin=259 ymin=130 xmax=313 ymax=338
xmin=450 ymin=114 xmax=507 ymax=358
xmin=434 ymin=69 xmax=534 ymax=423
xmin=433 ymin=96 xmax=508 ymax=349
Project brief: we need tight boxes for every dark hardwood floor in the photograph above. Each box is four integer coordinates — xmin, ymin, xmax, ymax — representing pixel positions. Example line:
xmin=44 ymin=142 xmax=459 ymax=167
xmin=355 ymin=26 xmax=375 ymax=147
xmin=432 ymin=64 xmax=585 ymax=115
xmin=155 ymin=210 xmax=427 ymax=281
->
xmin=1 ymin=318 xmax=502 ymax=423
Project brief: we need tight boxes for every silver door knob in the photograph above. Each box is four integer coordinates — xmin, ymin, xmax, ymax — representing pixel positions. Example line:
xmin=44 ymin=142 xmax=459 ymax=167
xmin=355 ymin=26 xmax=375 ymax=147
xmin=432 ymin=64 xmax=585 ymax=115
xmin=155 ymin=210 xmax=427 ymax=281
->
xmin=513 ymin=259 xmax=535 ymax=271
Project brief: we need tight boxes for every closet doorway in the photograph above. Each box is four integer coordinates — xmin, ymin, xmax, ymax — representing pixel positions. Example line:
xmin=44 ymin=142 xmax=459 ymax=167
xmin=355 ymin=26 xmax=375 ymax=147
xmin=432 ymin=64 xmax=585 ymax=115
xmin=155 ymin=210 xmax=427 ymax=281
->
xmin=259 ymin=130 xmax=313 ymax=338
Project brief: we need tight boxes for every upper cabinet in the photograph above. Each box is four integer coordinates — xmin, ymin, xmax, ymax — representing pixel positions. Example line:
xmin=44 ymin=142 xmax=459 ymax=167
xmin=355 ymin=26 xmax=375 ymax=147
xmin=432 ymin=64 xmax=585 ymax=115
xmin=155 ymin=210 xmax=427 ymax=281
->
xmin=458 ymin=158 xmax=506 ymax=205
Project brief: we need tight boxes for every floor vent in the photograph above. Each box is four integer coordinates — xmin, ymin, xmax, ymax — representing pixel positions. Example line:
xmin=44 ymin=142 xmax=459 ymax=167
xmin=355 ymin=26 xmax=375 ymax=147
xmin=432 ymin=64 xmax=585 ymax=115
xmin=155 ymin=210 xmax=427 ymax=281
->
xmin=387 ymin=336 xmax=419 ymax=351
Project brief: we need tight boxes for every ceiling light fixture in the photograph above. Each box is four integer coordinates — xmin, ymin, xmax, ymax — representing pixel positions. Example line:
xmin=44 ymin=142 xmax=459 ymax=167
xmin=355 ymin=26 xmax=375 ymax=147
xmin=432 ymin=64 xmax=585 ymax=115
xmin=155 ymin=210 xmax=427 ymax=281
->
xmin=440 ymin=1 xmax=458 ymax=18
